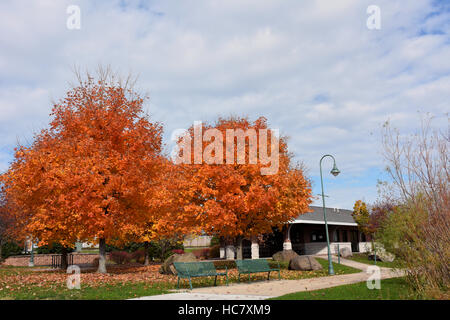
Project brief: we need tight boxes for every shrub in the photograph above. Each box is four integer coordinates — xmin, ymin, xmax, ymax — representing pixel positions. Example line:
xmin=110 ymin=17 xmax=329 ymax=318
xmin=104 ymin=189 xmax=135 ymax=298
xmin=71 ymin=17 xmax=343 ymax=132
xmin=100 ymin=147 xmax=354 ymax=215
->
xmin=1 ymin=241 xmax=23 ymax=259
xmin=210 ymin=236 xmax=220 ymax=247
xmin=208 ymin=245 xmax=220 ymax=259
xmin=36 ymin=242 xmax=74 ymax=254
xmin=172 ymin=249 xmax=185 ymax=255
xmin=109 ymin=250 xmax=132 ymax=265
xmin=131 ymin=249 xmax=146 ymax=264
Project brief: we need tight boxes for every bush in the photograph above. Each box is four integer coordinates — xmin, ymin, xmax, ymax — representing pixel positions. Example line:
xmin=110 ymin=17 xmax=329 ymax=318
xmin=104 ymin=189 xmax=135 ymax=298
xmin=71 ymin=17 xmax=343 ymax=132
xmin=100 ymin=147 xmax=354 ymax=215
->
xmin=109 ymin=251 xmax=132 ymax=265
xmin=172 ymin=249 xmax=185 ymax=255
xmin=210 ymin=236 xmax=220 ymax=247
xmin=36 ymin=242 xmax=74 ymax=254
xmin=131 ymin=249 xmax=146 ymax=264
xmin=208 ymin=245 xmax=220 ymax=259
xmin=1 ymin=241 xmax=23 ymax=259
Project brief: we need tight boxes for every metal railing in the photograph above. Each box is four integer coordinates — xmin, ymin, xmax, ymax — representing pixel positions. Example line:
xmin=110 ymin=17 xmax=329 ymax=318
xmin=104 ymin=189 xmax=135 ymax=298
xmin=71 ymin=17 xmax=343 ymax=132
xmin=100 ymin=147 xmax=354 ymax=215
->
xmin=51 ymin=254 xmax=74 ymax=269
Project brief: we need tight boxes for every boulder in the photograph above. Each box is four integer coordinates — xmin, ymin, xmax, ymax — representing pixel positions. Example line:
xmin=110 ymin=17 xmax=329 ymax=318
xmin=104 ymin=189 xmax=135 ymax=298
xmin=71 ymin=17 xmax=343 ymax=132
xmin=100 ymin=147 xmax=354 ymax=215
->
xmin=339 ymin=247 xmax=353 ymax=258
xmin=272 ymin=250 xmax=299 ymax=262
xmin=159 ymin=252 xmax=197 ymax=275
xmin=289 ymin=256 xmax=323 ymax=271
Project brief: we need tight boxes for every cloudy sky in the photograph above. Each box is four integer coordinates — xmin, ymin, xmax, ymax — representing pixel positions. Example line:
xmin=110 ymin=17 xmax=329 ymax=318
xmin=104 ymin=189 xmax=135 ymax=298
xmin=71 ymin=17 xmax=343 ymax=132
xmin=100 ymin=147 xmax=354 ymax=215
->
xmin=0 ymin=0 xmax=449 ymax=209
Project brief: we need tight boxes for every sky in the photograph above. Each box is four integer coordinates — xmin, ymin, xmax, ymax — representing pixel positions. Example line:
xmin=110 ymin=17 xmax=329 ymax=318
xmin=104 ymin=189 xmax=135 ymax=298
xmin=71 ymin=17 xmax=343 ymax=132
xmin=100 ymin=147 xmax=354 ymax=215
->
xmin=0 ymin=0 xmax=449 ymax=209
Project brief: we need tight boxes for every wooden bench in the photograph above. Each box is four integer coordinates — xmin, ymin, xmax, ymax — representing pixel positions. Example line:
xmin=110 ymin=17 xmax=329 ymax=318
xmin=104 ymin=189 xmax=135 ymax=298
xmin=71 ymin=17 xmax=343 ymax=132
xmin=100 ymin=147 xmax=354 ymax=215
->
xmin=173 ymin=261 xmax=228 ymax=290
xmin=235 ymin=259 xmax=281 ymax=282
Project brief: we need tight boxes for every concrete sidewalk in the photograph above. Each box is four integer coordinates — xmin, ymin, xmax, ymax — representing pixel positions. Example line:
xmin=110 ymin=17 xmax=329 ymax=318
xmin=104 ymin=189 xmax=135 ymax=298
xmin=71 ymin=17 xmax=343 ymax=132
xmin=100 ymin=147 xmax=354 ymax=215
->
xmin=133 ymin=256 xmax=403 ymax=300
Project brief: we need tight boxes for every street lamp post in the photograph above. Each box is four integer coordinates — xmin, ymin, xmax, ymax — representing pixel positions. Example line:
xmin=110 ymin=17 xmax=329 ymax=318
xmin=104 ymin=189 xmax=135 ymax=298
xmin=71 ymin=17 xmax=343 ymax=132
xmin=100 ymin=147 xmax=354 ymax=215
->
xmin=320 ymin=154 xmax=340 ymax=275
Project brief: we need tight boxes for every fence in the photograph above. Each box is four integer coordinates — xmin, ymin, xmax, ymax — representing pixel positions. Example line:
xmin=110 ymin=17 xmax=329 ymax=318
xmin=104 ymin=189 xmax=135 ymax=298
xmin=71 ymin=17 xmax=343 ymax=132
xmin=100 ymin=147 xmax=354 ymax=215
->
xmin=51 ymin=254 xmax=74 ymax=268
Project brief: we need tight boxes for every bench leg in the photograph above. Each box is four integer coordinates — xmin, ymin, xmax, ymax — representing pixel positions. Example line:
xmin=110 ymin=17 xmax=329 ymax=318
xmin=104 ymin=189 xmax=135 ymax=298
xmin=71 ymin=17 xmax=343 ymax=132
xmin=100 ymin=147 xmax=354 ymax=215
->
xmin=278 ymin=270 xmax=281 ymax=280
xmin=267 ymin=271 xmax=270 ymax=280
xmin=214 ymin=275 xmax=217 ymax=286
xmin=226 ymin=272 xmax=229 ymax=286
xmin=177 ymin=276 xmax=180 ymax=289
xmin=189 ymin=277 xmax=193 ymax=290
xmin=238 ymin=273 xmax=241 ymax=283
xmin=248 ymin=273 xmax=251 ymax=282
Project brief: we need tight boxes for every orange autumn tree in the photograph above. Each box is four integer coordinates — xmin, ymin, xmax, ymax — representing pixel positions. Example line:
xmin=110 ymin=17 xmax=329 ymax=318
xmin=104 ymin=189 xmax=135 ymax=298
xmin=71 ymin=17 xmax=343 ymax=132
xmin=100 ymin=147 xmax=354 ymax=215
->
xmin=1 ymin=71 xmax=164 ymax=272
xmin=175 ymin=116 xmax=312 ymax=258
xmin=123 ymin=159 xmax=197 ymax=264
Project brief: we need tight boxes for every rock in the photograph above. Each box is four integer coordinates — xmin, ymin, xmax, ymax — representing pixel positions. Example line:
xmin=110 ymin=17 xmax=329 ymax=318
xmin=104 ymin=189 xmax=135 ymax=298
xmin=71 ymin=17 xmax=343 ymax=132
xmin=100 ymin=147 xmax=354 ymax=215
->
xmin=272 ymin=250 xmax=299 ymax=262
xmin=159 ymin=252 xmax=197 ymax=275
xmin=339 ymin=247 xmax=353 ymax=258
xmin=289 ymin=256 xmax=323 ymax=271
xmin=92 ymin=257 xmax=99 ymax=268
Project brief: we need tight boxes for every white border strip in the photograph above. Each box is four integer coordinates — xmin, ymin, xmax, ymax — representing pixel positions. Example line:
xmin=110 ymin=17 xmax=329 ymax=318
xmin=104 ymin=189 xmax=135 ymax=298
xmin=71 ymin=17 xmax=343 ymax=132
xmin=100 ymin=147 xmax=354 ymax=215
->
xmin=291 ymin=219 xmax=358 ymax=226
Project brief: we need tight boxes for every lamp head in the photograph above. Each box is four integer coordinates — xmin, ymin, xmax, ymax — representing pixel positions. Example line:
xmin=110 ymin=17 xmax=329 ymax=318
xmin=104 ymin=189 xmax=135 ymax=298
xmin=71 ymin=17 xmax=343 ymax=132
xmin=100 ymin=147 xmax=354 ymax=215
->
xmin=330 ymin=164 xmax=340 ymax=177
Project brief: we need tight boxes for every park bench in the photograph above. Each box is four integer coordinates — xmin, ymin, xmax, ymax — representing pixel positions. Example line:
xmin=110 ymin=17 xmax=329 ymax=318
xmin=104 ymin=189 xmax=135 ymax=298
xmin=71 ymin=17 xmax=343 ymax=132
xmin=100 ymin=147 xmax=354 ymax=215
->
xmin=235 ymin=259 xmax=281 ymax=282
xmin=173 ymin=261 xmax=228 ymax=290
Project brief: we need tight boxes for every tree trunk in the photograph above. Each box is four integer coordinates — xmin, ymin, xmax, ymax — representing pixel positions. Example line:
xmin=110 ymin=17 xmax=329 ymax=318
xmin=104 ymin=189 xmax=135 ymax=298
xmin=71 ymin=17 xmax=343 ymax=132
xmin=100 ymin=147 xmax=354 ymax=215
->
xmin=0 ymin=239 xmax=3 ymax=262
xmin=236 ymin=236 xmax=243 ymax=260
xmin=60 ymin=246 xmax=68 ymax=270
xmin=144 ymin=241 xmax=150 ymax=266
xmin=97 ymin=238 xmax=107 ymax=273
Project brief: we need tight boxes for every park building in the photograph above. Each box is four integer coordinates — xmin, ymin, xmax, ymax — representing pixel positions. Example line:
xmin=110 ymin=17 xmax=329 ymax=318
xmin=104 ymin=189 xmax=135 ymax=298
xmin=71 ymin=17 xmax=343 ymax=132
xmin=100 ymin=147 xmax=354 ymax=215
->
xmin=184 ymin=206 xmax=372 ymax=260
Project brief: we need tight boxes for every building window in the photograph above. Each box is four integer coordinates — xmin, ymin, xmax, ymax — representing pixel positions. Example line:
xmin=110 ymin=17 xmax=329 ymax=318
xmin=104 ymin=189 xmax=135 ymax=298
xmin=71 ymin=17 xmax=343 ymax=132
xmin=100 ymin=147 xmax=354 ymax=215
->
xmin=311 ymin=230 xmax=325 ymax=242
xmin=341 ymin=230 xmax=348 ymax=242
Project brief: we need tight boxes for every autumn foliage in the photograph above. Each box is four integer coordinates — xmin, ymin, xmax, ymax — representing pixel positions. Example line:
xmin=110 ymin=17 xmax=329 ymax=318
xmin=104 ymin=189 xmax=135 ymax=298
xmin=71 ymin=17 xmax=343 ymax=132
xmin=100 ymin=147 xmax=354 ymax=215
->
xmin=176 ymin=117 xmax=312 ymax=246
xmin=1 ymin=73 xmax=166 ymax=272
xmin=1 ymin=71 xmax=313 ymax=271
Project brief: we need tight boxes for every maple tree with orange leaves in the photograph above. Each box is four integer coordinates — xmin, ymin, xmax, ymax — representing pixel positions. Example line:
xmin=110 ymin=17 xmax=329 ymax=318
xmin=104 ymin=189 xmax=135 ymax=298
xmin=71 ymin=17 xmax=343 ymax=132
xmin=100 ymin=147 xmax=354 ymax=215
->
xmin=1 ymin=70 xmax=166 ymax=272
xmin=176 ymin=116 xmax=312 ymax=257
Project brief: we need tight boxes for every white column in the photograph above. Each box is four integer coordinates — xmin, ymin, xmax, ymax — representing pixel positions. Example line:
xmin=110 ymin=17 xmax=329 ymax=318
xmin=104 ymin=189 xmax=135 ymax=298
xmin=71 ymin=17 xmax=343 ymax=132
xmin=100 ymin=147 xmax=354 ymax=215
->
xmin=225 ymin=245 xmax=235 ymax=260
xmin=283 ymin=240 xmax=292 ymax=251
xmin=283 ymin=224 xmax=292 ymax=250
xmin=219 ymin=247 xmax=225 ymax=259
xmin=251 ymin=241 xmax=259 ymax=259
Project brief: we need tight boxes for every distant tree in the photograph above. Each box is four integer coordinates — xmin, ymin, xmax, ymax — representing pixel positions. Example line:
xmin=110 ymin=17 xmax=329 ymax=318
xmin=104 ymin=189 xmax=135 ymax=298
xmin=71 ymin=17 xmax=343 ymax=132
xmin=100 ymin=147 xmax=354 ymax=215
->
xmin=352 ymin=200 xmax=371 ymax=238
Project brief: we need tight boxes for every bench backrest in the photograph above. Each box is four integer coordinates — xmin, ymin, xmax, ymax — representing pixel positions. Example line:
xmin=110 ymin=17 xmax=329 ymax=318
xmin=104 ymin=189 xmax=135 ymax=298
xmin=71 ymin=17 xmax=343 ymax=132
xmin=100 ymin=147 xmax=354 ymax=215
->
xmin=173 ymin=261 xmax=218 ymax=276
xmin=235 ymin=259 xmax=271 ymax=272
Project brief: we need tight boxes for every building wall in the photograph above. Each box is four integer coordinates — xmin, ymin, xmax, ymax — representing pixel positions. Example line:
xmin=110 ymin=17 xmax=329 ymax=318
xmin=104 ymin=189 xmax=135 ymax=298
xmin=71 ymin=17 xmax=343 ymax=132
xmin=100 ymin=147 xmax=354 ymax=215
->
xmin=289 ymin=223 xmax=363 ymax=254
xmin=298 ymin=242 xmax=352 ymax=255
xmin=183 ymin=235 xmax=212 ymax=248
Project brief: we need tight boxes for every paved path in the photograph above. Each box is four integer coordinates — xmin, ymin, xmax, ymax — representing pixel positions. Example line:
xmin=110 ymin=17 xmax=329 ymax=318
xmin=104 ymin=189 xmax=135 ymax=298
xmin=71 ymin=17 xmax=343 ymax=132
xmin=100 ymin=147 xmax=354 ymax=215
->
xmin=131 ymin=293 xmax=272 ymax=300
xmin=133 ymin=256 xmax=403 ymax=300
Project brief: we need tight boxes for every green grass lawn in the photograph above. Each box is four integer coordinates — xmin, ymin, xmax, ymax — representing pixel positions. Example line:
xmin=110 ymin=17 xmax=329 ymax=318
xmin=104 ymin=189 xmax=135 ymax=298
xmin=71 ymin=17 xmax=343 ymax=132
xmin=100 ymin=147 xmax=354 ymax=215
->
xmin=346 ymin=253 xmax=397 ymax=268
xmin=0 ymin=281 xmax=169 ymax=300
xmin=271 ymin=277 xmax=421 ymax=300
xmin=0 ymin=257 xmax=361 ymax=299
xmin=315 ymin=257 xmax=361 ymax=274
